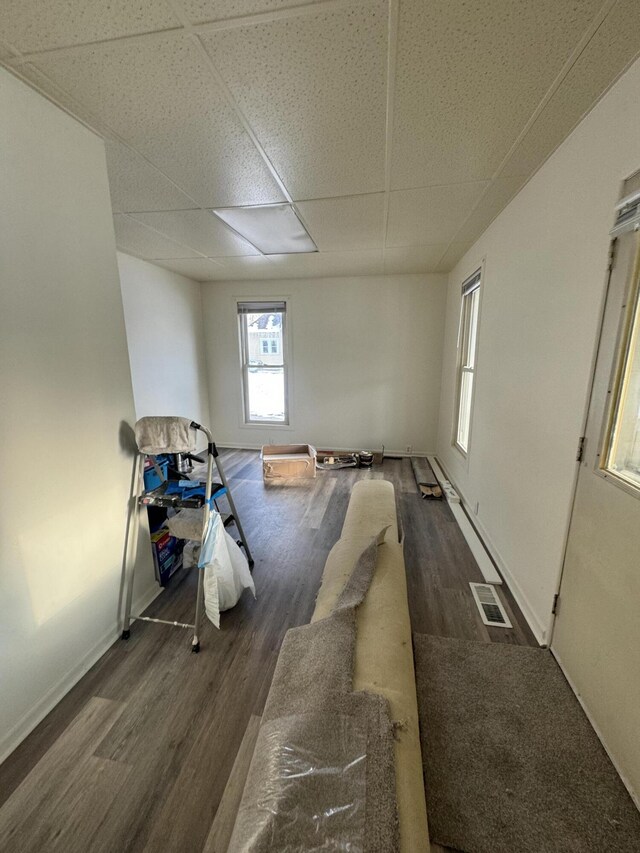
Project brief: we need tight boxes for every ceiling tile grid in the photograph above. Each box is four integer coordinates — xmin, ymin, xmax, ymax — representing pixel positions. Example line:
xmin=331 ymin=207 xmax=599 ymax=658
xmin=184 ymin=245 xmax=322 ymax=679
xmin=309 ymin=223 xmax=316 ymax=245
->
xmin=113 ymin=214 xmax=200 ymax=259
xmin=30 ymin=36 xmax=286 ymax=207
xmin=200 ymin=0 xmax=389 ymax=200
xmin=390 ymin=0 xmax=604 ymax=189
xmin=386 ymin=181 xmax=489 ymax=247
xmin=1 ymin=0 xmax=181 ymax=53
xmin=105 ymin=140 xmax=197 ymax=213
xmin=131 ymin=209 xmax=261 ymax=256
xmin=0 ymin=0 xmax=635 ymax=278
xmin=155 ymin=257 xmax=224 ymax=280
xmin=295 ymin=193 xmax=385 ymax=251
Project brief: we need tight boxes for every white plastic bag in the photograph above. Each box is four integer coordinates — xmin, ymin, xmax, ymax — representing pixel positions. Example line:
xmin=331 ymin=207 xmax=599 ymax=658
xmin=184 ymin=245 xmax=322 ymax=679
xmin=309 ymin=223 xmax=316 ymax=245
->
xmin=199 ymin=511 xmax=255 ymax=628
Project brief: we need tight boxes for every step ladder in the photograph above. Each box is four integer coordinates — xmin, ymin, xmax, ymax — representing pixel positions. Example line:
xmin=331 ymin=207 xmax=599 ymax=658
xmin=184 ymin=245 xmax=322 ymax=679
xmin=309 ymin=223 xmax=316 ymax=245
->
xmin=121 ymin=417 xmax=253 ymax=652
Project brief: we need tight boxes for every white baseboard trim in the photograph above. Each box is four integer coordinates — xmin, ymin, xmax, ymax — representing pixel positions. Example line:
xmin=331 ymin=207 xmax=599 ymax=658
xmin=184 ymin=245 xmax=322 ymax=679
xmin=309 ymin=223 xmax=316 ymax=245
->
xmin=219 ymin=441 xmax=436 ymax=458
xmin=429 ymin=456 xmax=502 ymax=587
xmin=552 ymin=647 xmax=639 ymax=810
xmin=0 ymin=582 xmax=162 ymax=766
xmin=432 ymin=456 xmax=549 ymax=646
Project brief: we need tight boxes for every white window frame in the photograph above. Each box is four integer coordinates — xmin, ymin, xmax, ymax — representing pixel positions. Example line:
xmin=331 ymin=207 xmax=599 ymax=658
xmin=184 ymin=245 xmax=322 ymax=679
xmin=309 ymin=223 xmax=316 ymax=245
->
xmin=453 ymin=269 xmax=482 ymax=457
xmin=238 ymin=301 xmax=289 ymax=426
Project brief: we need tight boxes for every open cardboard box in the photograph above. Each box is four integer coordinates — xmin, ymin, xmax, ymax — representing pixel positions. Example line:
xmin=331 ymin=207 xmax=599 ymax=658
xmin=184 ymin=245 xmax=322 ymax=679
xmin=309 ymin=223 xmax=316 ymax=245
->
xmin=261 ymin=444 xmax=317 ymax=480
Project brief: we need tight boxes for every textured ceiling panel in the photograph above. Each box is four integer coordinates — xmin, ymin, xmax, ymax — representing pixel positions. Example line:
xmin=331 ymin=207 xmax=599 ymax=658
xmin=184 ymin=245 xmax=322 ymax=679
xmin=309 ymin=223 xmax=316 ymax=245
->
xmin=211 ymin=249 xmax=384 ymax=279
xmin=391 ymin=0 xmax=603 ymax=189
xmin=435 ymin=240 xmax=475 ymax=274
xmin=33 ymin=37 xmax=286 ymax=207
xmin=1 ymin=0 xmax=180 ymax=53
xmin=263 ymin=248 xmax=384 ymax=277
xmin=502 ymin=0 xmax=640 ymax=179
xmin=131 ymin=209 xmax=261 ymax=256
xmin=153 ymin=257 xmax=223 ymax=281
xmin=386 ymin=182 xmax=488 ymax=247
xmin=448 ymin=174 xmax=529 ymax=248
xmin=202 ymin=0 xmax=388 ymax=199
xmin=383 ymin=245 xmax=448 ymax=275
xmin=179 ymin=0 xmax=320 ymax=25
xmin=295 ymin=194 xmax=385 ymax=251
xmin=105 ymin=141 xmax=196 ymax=213
xmin=113 ymin=214 xmax=200 ymax=259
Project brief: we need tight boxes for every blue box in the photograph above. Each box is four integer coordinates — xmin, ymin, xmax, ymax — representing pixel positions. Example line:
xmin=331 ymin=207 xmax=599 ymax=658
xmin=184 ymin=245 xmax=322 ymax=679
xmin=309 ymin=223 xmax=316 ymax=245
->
xmin=144 ymin=458 xmax=169 ymax=491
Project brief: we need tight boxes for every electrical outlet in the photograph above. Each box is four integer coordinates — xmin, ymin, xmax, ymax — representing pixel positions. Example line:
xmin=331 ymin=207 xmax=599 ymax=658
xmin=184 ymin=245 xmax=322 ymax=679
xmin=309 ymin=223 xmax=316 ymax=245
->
xmin=406 ymin=445 xmax=412 ymax=453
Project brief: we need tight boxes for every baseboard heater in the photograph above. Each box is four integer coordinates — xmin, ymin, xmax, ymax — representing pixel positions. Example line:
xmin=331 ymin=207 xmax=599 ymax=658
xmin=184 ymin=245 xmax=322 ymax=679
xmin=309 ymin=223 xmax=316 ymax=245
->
xmin=427 ymin=456 xmax=502 ymax=586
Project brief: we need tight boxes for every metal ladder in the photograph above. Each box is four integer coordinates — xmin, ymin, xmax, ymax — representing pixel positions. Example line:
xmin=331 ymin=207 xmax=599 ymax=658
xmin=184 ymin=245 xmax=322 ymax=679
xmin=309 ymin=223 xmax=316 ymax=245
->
xmin=121 ymin=421 xmax=253 ymax=652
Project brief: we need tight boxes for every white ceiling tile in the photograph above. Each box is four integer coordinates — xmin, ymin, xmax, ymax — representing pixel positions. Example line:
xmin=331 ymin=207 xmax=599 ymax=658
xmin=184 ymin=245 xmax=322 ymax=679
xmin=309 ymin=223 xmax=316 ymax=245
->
xmin=265 ymin=249 xmax=384 ymax=278
xmin=386 ymin=182 xmax=488 ymax=248
xmin=131 ymin=209 xmax=260 ymax=256
xmin=113 ymin=214 xmax=200 ymax=259
xmin=212 ymin=249 xmax=384 ymax=279
xmin=205 ymin=255 xmax=283 ymax=280
xmin=153 ymin=257 xmax=224 ymax=281
xmin=0 ymin=0 xmax=180 ymax=53
xmin=501 ymin=0 xmax=640 ymax=179
xmin=33 ymin=37 xmax=286 ymax=207
xmin=383 ymin=245 xmax=448 ymax=275
xmin=201 ymin=0 xmax=388 ymax=199
xmin=180 ymin=0 xmax=320 ymax=25
xmin=295 ymin=194 xmax=385 ymax=251
xmin=105 ymin=141 xmax=195 ymax=213
xmin=436 ymin=241 xmax=475 ymax=274
xmin=391 ymin=0 xmax=604 ymax=188
xmin=450 ymin=175 xmax=529 ymax=246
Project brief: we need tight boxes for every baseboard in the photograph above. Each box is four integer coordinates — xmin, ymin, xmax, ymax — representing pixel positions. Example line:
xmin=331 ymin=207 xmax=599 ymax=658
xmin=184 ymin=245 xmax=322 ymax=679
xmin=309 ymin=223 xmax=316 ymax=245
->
xmin=433 ymin=456 xmax=549 ymax=646
xmin=0 ymin=582 xmax=162 ymax=766
xmin=552 ymin=647 xmax=640 ymax=810
xmin=219 ymin=441 xmax=436 ymax=458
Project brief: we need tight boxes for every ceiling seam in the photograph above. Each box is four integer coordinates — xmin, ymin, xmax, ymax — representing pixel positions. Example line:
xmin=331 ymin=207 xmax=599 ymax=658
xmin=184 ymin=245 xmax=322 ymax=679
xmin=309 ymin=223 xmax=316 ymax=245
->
xmin=6 ymin=0 xmax=363 ymax=66
xmin=0 ymin=48 xmax=270 ymax=258
xmin=118 ymin=213 xmax=226 ymax=263
xmin=381 ymin=0 xmax=399 ymax=274
xmin=436 ymin=0 xmax=619 ymax=270
xmin=189 ymin=37 xmax=294 ymax=204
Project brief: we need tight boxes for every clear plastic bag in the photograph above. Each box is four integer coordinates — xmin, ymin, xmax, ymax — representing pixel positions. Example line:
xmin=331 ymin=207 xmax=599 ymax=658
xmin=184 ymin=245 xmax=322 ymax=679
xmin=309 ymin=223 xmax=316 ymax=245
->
xmin=228 ymin=713 xmax=366 ymax=852
xmin=198 ymin=511 xmax=255 ymax=628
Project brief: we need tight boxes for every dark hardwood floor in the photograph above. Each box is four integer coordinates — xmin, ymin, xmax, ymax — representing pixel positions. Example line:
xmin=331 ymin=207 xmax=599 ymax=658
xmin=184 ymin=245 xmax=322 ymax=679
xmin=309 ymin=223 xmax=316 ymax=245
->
xmin=0 ymin=451 xmax=536 ymax=852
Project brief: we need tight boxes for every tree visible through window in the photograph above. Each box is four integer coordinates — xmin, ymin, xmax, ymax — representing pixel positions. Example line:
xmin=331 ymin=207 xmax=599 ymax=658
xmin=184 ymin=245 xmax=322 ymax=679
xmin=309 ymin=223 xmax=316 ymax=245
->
xmin=238 ymin=302 xmax=288 ymax=423
xmin=454 ymin=270 xmax=481 ymax=455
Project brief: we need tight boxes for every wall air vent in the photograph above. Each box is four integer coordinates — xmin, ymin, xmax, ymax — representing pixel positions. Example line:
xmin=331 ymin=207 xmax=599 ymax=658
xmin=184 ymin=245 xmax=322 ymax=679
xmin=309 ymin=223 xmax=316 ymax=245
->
xmin=469 ymin=582 xmax=512 ymax=628
xmin=611 ymin=187 xmax=640 ymax=237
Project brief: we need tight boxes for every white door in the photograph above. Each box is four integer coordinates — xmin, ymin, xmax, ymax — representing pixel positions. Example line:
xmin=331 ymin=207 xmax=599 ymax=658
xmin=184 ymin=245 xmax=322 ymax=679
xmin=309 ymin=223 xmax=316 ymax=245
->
xmin=552 ymin=227 xmax=640 ymax=804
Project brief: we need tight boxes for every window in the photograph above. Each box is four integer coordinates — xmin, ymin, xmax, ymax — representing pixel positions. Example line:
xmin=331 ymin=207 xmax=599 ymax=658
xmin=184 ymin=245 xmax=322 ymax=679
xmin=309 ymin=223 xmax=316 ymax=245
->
xmin=454 ymin=270 xmax=481 ymax=455
xmin=238 ymin=301 xmax=288 ymax=424
xmin=601 ymin=250 xmax=640 ymax=492
xmin=260 ymin=337 xmax=280 ymax=355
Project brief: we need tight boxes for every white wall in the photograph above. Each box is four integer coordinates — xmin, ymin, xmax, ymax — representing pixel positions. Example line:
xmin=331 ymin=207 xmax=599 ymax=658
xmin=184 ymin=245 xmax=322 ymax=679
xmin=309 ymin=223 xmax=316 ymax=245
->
xmin=118 ymin=253 xmax=211 ymax=449
xmin=437 ymin=57 xmax=640 ymax=644
xmin=201 ymin=275 xmax=447 ymax=454
xmin=0 ymin=71 xmax=157 ymax=761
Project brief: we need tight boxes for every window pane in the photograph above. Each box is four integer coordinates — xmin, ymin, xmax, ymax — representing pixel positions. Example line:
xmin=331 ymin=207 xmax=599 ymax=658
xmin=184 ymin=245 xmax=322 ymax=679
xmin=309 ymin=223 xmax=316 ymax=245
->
xmin=606 ymin=288 xmax=640 ymax=488
xmin=239 ymin=304 xmax=287 ymax=424
xmin=457 ymin=370 xmax=474 ymax=451
xmin=467 ymin=289 xmax=480 ymax=368
xmin=246 ymin=367 xmax=286 ymax=422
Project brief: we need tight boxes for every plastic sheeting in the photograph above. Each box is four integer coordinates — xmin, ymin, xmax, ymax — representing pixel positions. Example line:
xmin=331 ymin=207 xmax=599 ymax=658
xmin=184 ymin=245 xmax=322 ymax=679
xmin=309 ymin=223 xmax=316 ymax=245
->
xmin=229 ymin=713 xmax=367 ymax=852
xmin=199 ymin=511 xmax=255 ymax=628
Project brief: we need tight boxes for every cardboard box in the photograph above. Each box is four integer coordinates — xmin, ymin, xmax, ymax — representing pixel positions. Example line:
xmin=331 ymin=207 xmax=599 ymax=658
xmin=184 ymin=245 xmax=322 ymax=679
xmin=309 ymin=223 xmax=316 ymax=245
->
xmin=261 ymin=444 xmax=317 ymax=480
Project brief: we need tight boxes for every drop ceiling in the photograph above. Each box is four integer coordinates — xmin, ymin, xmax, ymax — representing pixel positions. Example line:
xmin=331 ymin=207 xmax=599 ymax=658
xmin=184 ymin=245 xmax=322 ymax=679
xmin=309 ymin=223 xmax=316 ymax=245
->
xmin=2 ymin=0 xmax=639 ymax=281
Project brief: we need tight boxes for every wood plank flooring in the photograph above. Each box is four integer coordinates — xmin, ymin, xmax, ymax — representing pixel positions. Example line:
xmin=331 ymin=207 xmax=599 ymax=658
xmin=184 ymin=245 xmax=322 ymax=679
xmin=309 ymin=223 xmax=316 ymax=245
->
xmin=0 ymin=451 xmax=536 ymax=852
